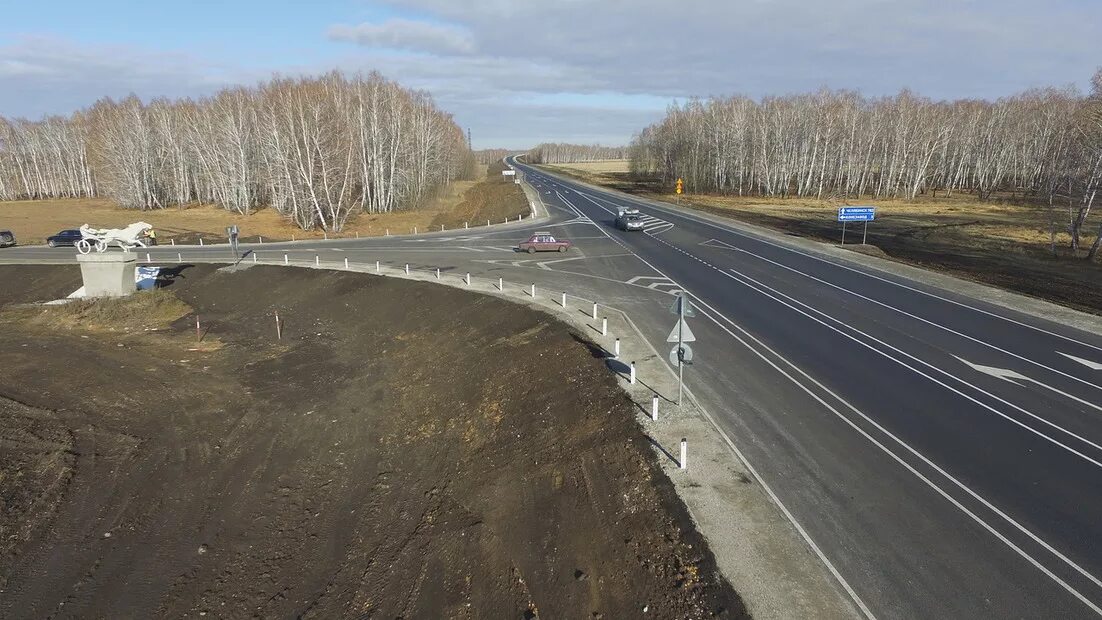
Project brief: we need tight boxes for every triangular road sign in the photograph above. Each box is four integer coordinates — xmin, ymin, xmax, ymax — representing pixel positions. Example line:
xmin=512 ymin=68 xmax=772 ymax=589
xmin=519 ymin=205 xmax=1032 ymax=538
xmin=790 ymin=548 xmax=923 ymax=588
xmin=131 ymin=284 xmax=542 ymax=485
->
xmin=668 ymin=294 xmax=696 ymax=317
xmin=666 ymin=318 xmax=696 ymax=343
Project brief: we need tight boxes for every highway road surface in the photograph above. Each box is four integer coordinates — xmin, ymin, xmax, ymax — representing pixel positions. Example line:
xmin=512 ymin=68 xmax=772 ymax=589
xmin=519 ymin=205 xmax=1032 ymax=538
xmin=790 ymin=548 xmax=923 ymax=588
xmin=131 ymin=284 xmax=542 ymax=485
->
xmin=4 ymin=157 xmax=1102 ymax=618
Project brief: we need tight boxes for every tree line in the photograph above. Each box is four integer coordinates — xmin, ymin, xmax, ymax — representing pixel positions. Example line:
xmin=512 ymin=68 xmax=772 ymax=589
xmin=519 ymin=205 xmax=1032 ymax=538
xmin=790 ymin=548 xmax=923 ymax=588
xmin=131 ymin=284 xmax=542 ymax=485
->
xmin=526 ymin=143 xmax=628 ymax=164
xmin=0 ymin=71 xmax=473 ymax=231
xmin=630 ymin=71 xmax=1102 ymax=258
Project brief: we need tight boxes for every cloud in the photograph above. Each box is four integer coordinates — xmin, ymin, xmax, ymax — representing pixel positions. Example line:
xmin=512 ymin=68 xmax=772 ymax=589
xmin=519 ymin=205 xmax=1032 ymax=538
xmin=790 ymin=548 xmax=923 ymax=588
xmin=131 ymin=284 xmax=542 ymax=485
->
xmin=327 ymin=18 xmax=474 ymax=55
xmin=0 ymin=36 xmax=246 ymax=118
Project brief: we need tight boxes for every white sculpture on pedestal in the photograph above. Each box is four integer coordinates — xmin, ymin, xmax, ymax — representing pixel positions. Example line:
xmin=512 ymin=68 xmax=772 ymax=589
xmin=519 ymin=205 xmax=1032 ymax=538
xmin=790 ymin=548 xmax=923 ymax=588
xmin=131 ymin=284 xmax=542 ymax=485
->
xmin=76 ymin=222 xmax=153 ymax=254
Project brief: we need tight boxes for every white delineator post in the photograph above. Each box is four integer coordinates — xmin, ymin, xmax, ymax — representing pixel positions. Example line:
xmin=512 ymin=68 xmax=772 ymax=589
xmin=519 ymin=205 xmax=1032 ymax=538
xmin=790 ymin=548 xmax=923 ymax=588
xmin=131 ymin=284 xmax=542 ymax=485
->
xmin=259 ymin=236 xmax=263 ymax=243
xmin=487 ymin=219 xmax=490 ymax=226
xmin=146 ymin=252 xmax=151 ymax=262
xmin=464 ymin=222 xmax=468 ymax=229
xmin=592 ymin=302 xmax=598 ymax=320
xmin=170 ymin=238 xmax=175 ymax=246
xmin=561 ymin=292 xmax=567 ymax=308
xmin=613 ymin=338 xmax=620 ymax=359
xmin=436 ymin=268 xmax=440 ymax=279
xmin=315 ymin=255 xmax=320 ymax=265
xmin=344 ymin=257 xmax=349 ymax=269
xmin=274 ymin=311 xmax=282 ymax=340
xmin=630 ymin=361 xmax=636 ymax=384
xmin=199 ymin=238 xmax=204 ymax=246
xmin=376 ymin=260 xmax=380 ymax=272
xmin=498 ymin=277 xmax=503 ymax=290
xmin=283 ymin=254 xmax=288 ymax=265
xmin=651 ymin=396 xmax=659 ymax=421
xmin=601 ymin=317 xmax=607 ymax=336
xmin=680 ymin=438 xmax=687 ymax=469
xmin=465 ymin=273 xmax=471 ymax=285
xmin=405 ymin=264 xmax=410 ymax=275
xmin=177 ymin=252 xmax=182 ymax=262
xmin=252 ymin=253 xmax=257 ymax=263
xmin=530 ymin=283 xmax=536 ymax=297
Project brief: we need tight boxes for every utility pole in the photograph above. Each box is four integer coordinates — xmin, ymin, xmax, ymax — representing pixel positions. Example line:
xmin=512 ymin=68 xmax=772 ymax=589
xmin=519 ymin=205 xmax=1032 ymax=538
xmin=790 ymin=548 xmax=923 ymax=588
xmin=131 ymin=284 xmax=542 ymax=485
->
xmin=467 ymin=128 xmax=472 ymax=150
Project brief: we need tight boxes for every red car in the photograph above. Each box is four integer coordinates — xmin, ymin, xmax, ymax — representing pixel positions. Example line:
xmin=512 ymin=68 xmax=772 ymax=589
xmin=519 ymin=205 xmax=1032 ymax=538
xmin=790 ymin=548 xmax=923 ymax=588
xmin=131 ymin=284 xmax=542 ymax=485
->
xmin=518 ymin=232 xmax=572 ymax=253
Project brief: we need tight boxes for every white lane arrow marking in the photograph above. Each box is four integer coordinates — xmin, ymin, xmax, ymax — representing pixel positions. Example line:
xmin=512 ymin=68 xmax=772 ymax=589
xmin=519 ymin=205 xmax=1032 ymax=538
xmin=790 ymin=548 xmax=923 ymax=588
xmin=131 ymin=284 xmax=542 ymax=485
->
xmin=956 ymin=356 xmax=1102 ymax=413
xmin=1059 ymin=352 xmax=1102 ymax=371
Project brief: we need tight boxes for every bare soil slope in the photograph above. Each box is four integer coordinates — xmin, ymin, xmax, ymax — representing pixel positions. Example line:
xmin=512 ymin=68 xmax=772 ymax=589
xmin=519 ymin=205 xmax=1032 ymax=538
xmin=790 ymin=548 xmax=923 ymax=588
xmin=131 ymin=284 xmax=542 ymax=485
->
xmin=0 ymin=265 xmax=743 ymax=619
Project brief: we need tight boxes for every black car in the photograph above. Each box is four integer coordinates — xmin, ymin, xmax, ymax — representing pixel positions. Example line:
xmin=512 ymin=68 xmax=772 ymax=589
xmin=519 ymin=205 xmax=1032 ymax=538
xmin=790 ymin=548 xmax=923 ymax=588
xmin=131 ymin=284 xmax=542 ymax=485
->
xmin=46 ymin=229 xmax=83 ymax=247
xmin=0 ymin=230 xmax=15 ymax=247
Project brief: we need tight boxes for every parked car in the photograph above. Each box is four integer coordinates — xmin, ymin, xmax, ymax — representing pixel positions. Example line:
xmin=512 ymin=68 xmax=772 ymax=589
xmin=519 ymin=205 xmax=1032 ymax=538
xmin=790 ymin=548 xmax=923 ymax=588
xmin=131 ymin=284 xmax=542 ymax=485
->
xmin=46 ymin=229 xmax=83 ymax=247
xmin=615 ymin=211 xmax=646 ymax=231
xmin=0 ymin=230 xmax=15 ymax=247
xmin=518 ymin=232 xmax=571 ymax=254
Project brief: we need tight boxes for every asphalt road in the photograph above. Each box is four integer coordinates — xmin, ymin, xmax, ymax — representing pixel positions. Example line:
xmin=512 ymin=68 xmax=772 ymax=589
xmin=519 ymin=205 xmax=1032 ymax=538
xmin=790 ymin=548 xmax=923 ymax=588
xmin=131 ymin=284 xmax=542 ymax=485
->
xmin=4 ymin=159 xmax=1102 ymax=618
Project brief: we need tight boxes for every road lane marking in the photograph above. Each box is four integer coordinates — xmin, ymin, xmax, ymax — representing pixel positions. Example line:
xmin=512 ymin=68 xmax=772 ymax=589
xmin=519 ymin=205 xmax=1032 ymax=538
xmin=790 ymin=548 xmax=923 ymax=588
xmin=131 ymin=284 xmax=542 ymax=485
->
xmin=632 ymin=224 xmax=1102 ymax=612
xmin=1061 ymin=352 xmax=1102 ymax=371
xmin=553 ymin=173 xmax=1102 ymax=354
xmin=956 ymin=357 xmax=1102 ymax=414
xmin=712 ymin=242 xmax=1102 ymax=393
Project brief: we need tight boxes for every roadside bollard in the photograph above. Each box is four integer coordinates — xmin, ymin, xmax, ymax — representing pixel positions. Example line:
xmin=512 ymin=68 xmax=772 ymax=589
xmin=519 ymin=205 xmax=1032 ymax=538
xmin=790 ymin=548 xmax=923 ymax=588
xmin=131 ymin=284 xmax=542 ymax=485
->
xmin=530 ymin=283 xmax=536 ymax=297
xmin=344 ymin=257 xmax=349 ymax=269
xmin=592 ymin=302 xmax=598 ymax=320
xmin=355 ymin=231 xmax=359 ymax=238
xmin=465 ymin=273 xmax=471 ymax=285
xmin=561 ymin=292 xmax=567 ymax=308
xmin=274 ymin=311 xmax=282 ymax=340
xmin=146 ymin=252 xmax=151 ymax=262
xmin=464 ymin=222 xmax=468 ymax=229
xmin=680 ymin=438 xmax=687 ymax=469
xmin=386 ymin=228 xmax=390 ymax=236
xmin=283 ymin=254 xmax=289 ymax=265
xmin=440 ymin=224 xmax=444 ymax=231
xmin=376 ymin=260 xmax=380 ymax=272
xmin=177 ymin=252 xmax=182 ymax=262
xmin=436 ymin=268 xmax=440 ymax=279
xmin=651 ymin=395 xmax=659 ymax=421
xmin=503 ymin=217 xmax=507 ymax=223
xmin=614 ymin=338 xmax=620 ymax=359
xmin=630 ymin=361 xmax=636 ymax=384
xmin=292 ymin=234 xmax=295 ymax=241
xmin=170 ymin=238 xmax=175 ymax=246
xmin=498 ymin=277 xmax=503 ymax=290
xmin=405 ymin=263 xmax=410 ymax=275
xmin=259 ymin=236 xmax=263 ymax=243
xmin=315 ymin=255 xmax=320 ymax=265
xmin=252 ymin=253 xmax=257 ymax=263
xmin=199 ymin=237 xmax=204 ymax=246
xmin=324 ymin=231 xmax=328 ymax=240
xmin=601 ymin=317 xmax=607 ymax=336
xmin=414 ymin=226 xmax=418 ymax=234
xmin=487 ymin=219 xmax=490 ymax=226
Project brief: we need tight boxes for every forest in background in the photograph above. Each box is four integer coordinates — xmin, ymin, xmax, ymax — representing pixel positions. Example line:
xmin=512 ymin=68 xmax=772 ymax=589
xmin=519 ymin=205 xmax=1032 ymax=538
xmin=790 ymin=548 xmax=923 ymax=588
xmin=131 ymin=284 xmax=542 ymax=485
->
xmin=628 ymin=70 xmax=1102 ymax=258
xmin=0 ymin=71 xmax=473 ymax=231
xmin=526 ymin=143 xmax=628 ymax=164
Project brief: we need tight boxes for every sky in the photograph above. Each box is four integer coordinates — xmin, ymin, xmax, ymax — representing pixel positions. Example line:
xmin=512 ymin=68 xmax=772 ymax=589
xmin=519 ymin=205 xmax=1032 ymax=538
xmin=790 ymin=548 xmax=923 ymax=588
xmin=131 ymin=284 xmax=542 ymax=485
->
xmin=2 ymin=0 xmax=1100 ymax=149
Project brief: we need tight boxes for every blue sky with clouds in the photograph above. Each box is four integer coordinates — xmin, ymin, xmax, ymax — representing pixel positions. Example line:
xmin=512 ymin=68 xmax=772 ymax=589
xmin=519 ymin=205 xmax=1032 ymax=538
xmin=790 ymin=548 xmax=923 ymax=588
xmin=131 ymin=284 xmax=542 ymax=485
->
xmin=2 ymin=0 xmax=1100 ymax=149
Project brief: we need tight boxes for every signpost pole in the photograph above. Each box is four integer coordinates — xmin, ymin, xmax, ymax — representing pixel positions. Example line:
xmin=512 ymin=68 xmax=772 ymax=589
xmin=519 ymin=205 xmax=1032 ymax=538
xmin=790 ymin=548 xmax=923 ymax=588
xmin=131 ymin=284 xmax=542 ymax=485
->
xmin=841 ymin=221 xmax=847 ymax=246
xmin=677 ymin=296 xmax=685 ymax=406
xmin=863 ymin=220 xmax=869 ymax=245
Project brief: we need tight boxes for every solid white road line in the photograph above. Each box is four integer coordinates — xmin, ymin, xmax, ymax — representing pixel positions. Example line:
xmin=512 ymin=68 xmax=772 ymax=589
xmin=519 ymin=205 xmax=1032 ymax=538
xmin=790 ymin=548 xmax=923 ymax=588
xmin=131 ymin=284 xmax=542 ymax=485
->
xmin=723 ymin=243 xmax=1102 ymax=393
xmin=560 ymin=176 xmax=1102 ymax=354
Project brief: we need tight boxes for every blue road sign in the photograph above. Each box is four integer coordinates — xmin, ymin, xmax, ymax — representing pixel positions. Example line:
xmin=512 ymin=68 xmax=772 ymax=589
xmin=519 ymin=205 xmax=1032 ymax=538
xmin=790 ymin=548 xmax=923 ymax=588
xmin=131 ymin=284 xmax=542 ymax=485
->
xmin=838 ymin=206 xmax=876 ymax=222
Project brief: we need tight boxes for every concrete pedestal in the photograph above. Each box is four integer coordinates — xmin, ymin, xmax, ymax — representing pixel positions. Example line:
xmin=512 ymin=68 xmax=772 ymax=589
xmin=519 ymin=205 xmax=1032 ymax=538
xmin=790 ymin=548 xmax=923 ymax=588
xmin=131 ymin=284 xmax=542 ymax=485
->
xmin=76 ymin=253 xmax=137 ymax=297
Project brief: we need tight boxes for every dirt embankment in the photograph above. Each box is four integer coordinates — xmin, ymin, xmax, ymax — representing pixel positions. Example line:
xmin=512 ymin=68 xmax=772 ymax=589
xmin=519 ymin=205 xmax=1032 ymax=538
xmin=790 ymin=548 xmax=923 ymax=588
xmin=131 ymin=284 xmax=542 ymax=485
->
xmin=542 ymin=163 xmax=1102 ymax=315
xmin=0 ymin=265 xmax=744 ymax=619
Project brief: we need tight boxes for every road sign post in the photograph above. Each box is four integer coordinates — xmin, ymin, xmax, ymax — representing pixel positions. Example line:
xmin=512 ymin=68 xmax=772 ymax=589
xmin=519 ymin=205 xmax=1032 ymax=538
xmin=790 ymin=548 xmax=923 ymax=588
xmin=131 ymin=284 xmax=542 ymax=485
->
xmin=667 ymin=293 xmax=697 ymax=405
xmin=837 ymin=207 xmax=875 ymax=246
xmin=675 ymin=177 xmax=683 ymax=205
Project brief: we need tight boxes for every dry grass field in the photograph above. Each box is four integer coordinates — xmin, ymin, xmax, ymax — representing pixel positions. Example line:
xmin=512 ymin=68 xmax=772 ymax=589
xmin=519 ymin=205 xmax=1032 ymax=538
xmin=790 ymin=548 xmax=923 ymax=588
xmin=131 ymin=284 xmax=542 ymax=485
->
xmin=543 ymin=161 xmax=1102 ymax=313
xmin=0 ymin=164 xmax=531 ymax=245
